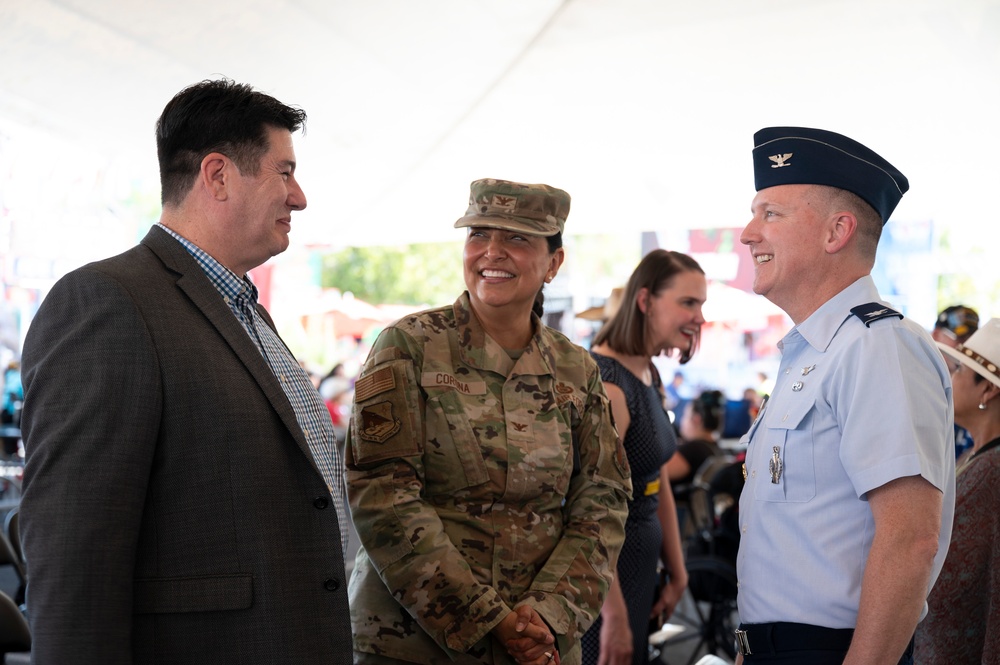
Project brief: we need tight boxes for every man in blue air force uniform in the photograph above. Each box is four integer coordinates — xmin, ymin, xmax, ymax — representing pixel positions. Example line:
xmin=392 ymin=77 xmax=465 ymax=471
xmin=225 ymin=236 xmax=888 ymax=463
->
xmin=734 ymin=127 xmax=955 ymax=665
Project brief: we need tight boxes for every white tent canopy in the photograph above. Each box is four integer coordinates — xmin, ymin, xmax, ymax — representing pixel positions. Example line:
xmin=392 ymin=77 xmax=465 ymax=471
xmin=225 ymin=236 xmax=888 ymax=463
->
xmin=2 ymin=0 xmax=998 ymax=250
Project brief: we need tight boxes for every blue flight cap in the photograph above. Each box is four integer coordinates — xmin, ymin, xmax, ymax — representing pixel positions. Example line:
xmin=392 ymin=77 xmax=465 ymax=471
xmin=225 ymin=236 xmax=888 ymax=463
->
xmin=752 ymin=126 xmax=909 ymax=224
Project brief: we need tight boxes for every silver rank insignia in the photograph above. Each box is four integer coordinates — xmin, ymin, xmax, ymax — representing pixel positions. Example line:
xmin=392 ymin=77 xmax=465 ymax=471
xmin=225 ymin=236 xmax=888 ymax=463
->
xmin=769 ymin=446 xmax=783 ymax=484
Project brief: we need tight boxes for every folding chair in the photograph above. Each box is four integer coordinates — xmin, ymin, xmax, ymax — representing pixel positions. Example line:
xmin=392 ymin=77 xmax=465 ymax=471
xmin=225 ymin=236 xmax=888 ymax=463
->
xmin=668 ymin=455 xmax=742 ymax=664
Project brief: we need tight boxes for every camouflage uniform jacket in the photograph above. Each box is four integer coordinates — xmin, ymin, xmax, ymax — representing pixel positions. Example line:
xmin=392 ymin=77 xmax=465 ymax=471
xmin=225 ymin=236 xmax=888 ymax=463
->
xmin=346 ymin=292 xmax=632 ymax=665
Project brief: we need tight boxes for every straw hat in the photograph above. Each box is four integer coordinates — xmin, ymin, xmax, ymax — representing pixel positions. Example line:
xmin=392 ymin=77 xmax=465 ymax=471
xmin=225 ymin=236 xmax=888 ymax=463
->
xmin=577 ymin=287 xmax=624 ymax=322
xmin=938 ymin=317 xmax=1000 ymax=389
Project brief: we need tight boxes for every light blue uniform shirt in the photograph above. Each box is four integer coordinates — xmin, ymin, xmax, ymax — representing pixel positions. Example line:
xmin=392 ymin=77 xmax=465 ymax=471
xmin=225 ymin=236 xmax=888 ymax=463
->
xmin=736 ymin=275 xmax=955 ymax=628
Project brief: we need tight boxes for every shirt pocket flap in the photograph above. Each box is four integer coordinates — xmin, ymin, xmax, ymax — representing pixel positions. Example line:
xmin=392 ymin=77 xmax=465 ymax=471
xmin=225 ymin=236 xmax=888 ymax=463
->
xmin=765 ymin=397 xmax=813 ymax=431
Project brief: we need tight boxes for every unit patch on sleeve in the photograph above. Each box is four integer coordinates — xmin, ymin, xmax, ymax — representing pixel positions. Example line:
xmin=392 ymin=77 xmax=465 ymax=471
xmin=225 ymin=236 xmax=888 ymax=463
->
xmin=359 ymin=401 xmax=401 ymax=443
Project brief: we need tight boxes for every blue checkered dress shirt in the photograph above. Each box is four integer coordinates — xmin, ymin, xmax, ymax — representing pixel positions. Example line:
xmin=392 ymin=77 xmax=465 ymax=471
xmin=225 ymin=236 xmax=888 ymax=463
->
xmin=158 ymin=224 xmax=349 ymax=556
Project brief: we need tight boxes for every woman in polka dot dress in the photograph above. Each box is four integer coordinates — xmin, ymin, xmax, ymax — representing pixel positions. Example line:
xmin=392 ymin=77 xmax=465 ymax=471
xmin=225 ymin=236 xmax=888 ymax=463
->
xmin=582 ymin=250 xmax=707 ymax=665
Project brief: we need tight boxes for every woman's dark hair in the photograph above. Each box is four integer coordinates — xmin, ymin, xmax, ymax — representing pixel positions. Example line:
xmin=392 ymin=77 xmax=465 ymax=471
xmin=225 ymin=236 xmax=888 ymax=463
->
xmin=156 ymin=78 xmax=308 ymax=206
xmin=692 ymin=390 xmax=726 ymax=433
xmin=593 ymin=249 xmax=704 ymax=363
xmin=532 ymin=233 xmax=564 ymax=319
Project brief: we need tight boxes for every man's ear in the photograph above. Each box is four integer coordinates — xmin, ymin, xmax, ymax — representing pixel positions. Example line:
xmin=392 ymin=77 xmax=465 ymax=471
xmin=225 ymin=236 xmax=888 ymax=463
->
xmin=200 ymin=152 xmax=231 ymax=201
xmin=824 ymin=210 xmax=858 ymax=254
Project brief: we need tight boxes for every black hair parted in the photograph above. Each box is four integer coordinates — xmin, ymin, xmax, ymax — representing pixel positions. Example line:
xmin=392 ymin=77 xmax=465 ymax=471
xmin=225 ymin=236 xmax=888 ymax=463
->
xmin=155 ymin=78 xmax=307 ymax=206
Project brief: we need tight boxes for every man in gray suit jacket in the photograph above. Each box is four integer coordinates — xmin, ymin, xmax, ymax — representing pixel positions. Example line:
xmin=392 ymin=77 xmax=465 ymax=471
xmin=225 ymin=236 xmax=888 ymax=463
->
xmin=19 ymin=79 xmax=353 ymax=664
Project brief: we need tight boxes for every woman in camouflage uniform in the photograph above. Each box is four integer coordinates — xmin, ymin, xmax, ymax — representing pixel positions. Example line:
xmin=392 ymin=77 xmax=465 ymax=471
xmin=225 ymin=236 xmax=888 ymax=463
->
xmin=346 ymin=179 xmax=632 ymax=665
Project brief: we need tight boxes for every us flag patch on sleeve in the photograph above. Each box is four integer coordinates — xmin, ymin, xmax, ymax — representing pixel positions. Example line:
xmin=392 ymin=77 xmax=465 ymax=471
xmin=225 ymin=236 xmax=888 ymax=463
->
xmin=355 ymin=366 xmax=395 ymax=402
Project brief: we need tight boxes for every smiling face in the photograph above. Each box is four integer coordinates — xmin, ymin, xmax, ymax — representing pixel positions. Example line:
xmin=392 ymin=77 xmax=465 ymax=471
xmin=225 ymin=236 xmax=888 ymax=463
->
xmin=640 ymin=269 xmax=707 ymax=357
xmin=225 ymin=125 xmax=307 ymax=274
xmin=463 ymin=227 xmax=563 ymax=318
xmin=740 ymin=184 xmax=833 ymax=322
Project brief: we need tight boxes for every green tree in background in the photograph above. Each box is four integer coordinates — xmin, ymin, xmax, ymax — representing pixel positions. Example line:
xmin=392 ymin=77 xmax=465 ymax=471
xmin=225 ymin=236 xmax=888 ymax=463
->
xmin=320 ymin=241 xmax=465 ymax=307
xmin=936 ymin=228 xmax=999 ymax=316
xmin=318 ymin=234 xmax=641 ymax=308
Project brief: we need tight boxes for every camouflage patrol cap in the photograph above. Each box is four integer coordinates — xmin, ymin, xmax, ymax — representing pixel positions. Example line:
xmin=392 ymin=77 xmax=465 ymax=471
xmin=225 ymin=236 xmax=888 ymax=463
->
xmin=454 ymin=178 xmax=570 ymax=237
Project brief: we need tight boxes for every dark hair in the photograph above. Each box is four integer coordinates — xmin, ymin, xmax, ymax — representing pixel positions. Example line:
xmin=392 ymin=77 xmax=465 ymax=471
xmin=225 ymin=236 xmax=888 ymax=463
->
xmin=593 ymin=249 xmax=704 ymax=362
xmin=156 ymin=78 xmax=308 ymax=206
xmin=691 ymin=390 xmax=726 ymax=432
xmin=531 ymin=233 xmax=564 ymax=319
xmin=322 ymin=363 xmax=345 ymax=382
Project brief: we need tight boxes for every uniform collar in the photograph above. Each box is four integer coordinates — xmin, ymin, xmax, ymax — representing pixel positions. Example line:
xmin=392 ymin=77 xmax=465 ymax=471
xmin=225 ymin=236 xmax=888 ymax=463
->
xmin=791 ymin=276 xmax=882 ymax=353
xmin=453 ymin=292 xmax=557 ymax=378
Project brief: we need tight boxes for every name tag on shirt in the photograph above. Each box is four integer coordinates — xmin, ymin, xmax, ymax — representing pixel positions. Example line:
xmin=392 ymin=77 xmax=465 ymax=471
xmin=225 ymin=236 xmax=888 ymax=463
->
xmin=421 ymin=372 xmax=487 ymax=395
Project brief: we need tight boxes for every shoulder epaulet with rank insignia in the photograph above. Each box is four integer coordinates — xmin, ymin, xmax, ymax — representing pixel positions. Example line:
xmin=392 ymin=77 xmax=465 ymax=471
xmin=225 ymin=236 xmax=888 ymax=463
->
xmin=850 ymin=302 xmax=903 ymax=328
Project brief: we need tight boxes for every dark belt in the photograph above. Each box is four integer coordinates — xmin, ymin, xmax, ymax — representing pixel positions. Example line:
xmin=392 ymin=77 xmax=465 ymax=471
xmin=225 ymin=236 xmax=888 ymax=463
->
xmin=734 ymin=622 xmax=854 ymax=657
xmin=735 ymin=623 xmax=915 ymax=663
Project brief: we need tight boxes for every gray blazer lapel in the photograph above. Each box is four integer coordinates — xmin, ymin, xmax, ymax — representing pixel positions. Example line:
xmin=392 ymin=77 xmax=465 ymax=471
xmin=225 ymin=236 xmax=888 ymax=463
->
xmin=141 ymin=227 xmax=323 ymax=475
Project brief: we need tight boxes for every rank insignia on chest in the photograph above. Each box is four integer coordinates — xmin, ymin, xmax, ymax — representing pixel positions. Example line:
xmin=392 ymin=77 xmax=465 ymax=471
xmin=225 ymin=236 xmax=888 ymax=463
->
xmin=506 ymin=414 xmax=534 ymax=441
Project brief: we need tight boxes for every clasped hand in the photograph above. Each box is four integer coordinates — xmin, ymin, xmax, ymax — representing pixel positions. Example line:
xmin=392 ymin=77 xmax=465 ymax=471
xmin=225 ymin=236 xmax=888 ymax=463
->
xmin=495 ymin=605 xmax=560 ymax=665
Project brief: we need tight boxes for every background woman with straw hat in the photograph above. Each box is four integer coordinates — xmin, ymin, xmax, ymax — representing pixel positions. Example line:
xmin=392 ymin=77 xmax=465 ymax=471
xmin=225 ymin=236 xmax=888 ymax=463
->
xmin=916 ymin=317 xmax=1000 ymax=663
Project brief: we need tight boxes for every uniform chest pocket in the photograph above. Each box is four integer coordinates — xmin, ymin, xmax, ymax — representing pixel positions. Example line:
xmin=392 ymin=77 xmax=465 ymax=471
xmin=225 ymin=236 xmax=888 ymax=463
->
xmin=423 ymin=389 xmax=490 ymax=495
xmin=520 ymin=401 xmax=574 ymax=497
xmin=753 ymin=398 xmax=817 ymax=503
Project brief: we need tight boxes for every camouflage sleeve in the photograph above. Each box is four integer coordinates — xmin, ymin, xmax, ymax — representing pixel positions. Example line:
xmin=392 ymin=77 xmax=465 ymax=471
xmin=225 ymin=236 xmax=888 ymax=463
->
xmin=345 ymin=326 xmax=511 ymax=654
xmin=520 ymin=361 xmax=631 ymax=647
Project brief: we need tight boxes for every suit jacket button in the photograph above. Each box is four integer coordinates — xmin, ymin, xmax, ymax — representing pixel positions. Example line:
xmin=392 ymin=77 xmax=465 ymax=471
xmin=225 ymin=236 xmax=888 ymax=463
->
xmin=313 ymin=497 xmax=329 ymax=509
xmin=324 ymin=578 xmax=340 ymax=592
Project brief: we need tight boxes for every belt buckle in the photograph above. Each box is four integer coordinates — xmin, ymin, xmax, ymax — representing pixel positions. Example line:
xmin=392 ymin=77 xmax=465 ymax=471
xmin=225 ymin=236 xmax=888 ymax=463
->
xmin=734 ymin=628 xmax=752 ymax=656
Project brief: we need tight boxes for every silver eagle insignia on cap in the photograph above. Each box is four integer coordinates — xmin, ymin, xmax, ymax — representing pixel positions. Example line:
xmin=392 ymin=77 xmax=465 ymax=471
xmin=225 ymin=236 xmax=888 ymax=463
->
xmin=769 ymin=153 xmax=793 ymax=168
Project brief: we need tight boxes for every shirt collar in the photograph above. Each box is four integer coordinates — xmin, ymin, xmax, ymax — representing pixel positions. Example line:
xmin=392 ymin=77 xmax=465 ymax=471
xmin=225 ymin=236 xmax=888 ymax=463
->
xmin=791 ymin=275 xmax=882 ymax=353
xmin=453 ymin=292 xmax=557 ymax=377
xmin=156 ymin=223 xmax=258 ymax=305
